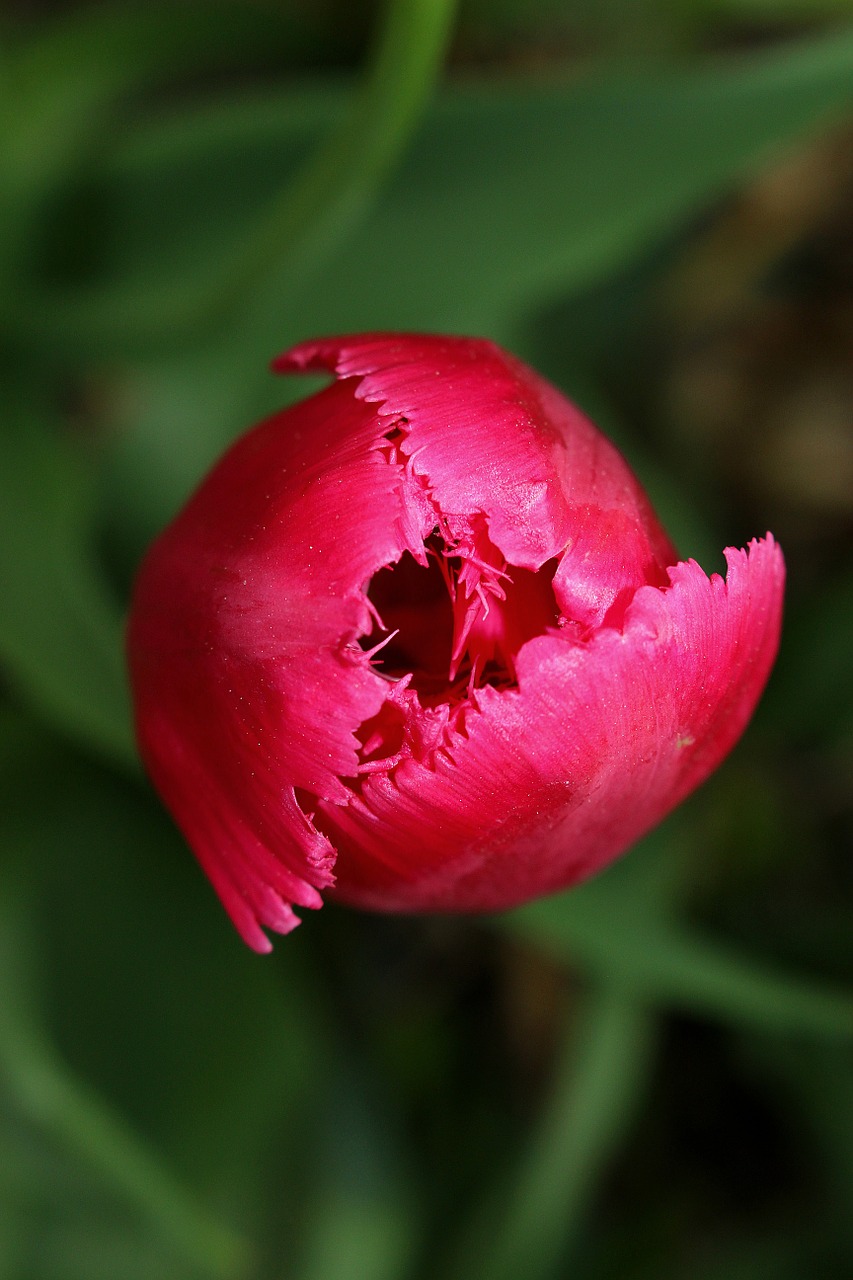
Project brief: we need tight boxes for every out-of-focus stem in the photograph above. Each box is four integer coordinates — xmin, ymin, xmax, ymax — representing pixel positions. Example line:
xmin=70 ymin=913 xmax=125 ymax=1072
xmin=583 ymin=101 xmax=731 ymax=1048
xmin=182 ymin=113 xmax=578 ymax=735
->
xmin=444 ymin=985 xmax=654 ymax=1280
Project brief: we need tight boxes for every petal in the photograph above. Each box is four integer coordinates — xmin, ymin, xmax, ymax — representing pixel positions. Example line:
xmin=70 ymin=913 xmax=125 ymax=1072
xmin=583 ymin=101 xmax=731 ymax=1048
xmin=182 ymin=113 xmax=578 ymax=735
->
xmin=318 ymin=536 xmax=785 ymax=914
xmin=128 ymin=380 xmax=414 ymax=949
xmin=277 ymin=334 xmax=677 ymax=625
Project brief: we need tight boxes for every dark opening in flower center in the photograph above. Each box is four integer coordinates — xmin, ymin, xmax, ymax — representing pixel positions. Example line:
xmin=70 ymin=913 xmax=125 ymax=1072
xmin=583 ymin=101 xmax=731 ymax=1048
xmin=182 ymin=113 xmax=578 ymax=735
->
xmin=362 ymin=531 xmax=561 ymax=700
xmin=364 ymin=547 xmax=455 ymax=693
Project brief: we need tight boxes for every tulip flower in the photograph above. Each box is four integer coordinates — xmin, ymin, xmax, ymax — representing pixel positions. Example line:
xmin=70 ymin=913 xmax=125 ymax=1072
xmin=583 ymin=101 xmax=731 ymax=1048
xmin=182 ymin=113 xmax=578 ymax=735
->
xmin=127 ymin=334 xmax=784 ymax=952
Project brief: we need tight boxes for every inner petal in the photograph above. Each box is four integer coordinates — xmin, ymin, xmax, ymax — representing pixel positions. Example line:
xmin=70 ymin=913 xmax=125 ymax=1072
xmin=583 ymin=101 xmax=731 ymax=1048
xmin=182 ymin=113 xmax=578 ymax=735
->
xmin=461 ymin=558 xmax=561 ymax=683
xmin=362 ymin=529 xmax=561 ymax=697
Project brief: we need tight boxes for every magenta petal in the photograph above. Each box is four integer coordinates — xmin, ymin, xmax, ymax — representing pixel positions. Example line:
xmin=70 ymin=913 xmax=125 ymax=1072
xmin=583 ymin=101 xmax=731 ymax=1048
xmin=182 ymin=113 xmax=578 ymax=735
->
xmin=277 ymin=334 xmax=677 ymax=625
xmin=128 ymin=381 xmax=410 ymax=949
xmin=319 ymin=537 xmax=784 ymax=914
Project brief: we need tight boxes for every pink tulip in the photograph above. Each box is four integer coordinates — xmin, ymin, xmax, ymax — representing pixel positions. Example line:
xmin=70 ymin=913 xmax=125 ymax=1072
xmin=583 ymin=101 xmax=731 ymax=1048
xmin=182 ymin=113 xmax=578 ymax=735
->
xmin=127 ymin=334 xmax=784 ymax=952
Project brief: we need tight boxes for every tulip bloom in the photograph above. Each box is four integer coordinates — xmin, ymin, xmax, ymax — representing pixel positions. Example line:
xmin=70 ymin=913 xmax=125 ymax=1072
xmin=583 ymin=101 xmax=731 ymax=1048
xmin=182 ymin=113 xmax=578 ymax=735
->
xmin=128 ymin=334 xmax=784 ymax=952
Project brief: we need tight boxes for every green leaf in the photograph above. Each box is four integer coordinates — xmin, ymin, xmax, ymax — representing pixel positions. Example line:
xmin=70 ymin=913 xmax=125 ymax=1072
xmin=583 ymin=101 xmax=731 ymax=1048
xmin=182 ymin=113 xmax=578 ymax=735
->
xmin=295 ymin=24 xmax=853 ymax=338
xmin=0 ymin=398 xmax=134 ymax=765
xmin=17 ymin=24 xmax=853 ymax=353
xmin=502 ymin=856 xmax=853 ymax=1039
xmin=0 ymin=871 xmax=249 ymax=1279
xmin=0 ymin=716 xmax=341 ymax=1268
xmin=0 ymin=3 xmax=301 ymax=283
xmin=295 ymin=1073 xmax=419 ymax=1280
xmin=442 ymin=987 xmax=655 ymax=1280
xmin=8 ymin=0 xmax=458 ymax=350
xmin=0 ymin=726 xmax=329 ymax=1195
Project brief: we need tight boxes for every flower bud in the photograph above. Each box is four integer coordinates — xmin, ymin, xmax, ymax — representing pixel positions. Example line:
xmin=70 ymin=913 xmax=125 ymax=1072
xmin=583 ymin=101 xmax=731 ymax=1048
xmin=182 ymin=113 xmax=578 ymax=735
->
xmin=128 ymin=334 xmax=785 ymax=951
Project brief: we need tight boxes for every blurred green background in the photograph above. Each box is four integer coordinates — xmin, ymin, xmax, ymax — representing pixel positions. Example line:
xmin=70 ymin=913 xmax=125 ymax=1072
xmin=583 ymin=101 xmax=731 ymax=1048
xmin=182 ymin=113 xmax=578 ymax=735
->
xmin=1 ymin=1 xmax=852 ymax=1277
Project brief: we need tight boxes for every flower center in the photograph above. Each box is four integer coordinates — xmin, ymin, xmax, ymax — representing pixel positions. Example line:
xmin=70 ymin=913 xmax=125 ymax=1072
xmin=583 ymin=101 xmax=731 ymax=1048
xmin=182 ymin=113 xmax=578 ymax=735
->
xmin=362 ymin=530 xmax=561 ymax=700
xmin=363 ymin=545 xmax=455 ymax=695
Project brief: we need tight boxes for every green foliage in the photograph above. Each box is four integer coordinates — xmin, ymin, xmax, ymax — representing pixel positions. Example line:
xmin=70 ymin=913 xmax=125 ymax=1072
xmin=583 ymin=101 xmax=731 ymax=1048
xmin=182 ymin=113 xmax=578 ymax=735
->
xmin=504 ymin=827 xmax=853 ymax=1039
xmin=0 ymin=400 xmax=133 ymax=765
xmin=0 ymin=0 xmax=851 ymax=1277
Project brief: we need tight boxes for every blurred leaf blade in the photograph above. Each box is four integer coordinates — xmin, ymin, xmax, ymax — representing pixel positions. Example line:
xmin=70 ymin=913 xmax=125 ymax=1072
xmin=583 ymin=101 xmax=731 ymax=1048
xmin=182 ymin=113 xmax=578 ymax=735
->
xmin=0 ymin=715 xmax=332 ymax=1199
xmin=16 ymin=23 xmax=853 ymax=352
xmin=0 ymin=400 xmax=134 ymax=765
xmin=307 ymin=23 xmax=853 ymax=337
xmin=503 ymin=875 xmax=853 ymax=1039
xmin=0 ymin=871 xmax=249 ymax=1279
xmin=0 ymin=712 xmax=339 ymax=1274
xmin=294 ymin=1071 xmax=419 ymax=1280
xmin=8 ymin=0 xmax=459 ymax=350
xmin=444 ymin=986 xmax=655 ymax=1280
xmin=0 ymin=1 xmax=304 ymax=279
